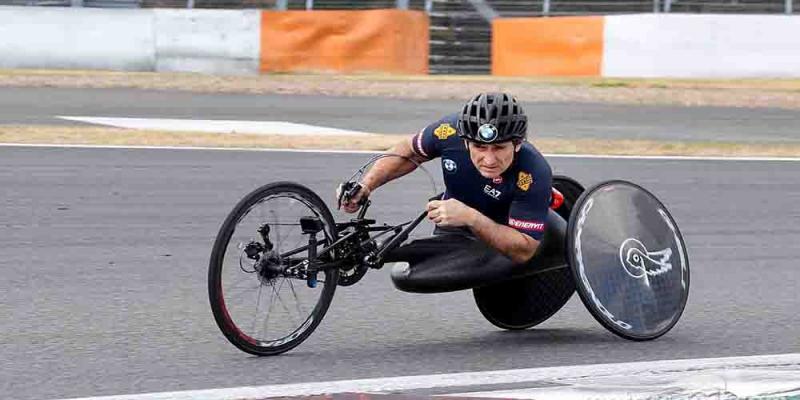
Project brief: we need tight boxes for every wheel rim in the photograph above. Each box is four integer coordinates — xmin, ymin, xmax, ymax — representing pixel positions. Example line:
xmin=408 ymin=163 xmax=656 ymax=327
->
xmin=215 ymin=192 xmax=334 ymax=350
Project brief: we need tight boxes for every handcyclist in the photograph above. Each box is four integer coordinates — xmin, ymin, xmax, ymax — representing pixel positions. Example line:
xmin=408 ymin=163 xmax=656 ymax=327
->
xmin=339 ymin=92 xmax=552 ymax=265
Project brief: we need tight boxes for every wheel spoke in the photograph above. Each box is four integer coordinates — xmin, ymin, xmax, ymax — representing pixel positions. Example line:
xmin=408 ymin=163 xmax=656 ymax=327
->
xmin=226 ymin=279 xmax=259 ymax=302
xmin=261 ymin=280 xmax=278 ymax=339
xmin=251 ymin=283 xmax=265 ymax=336
xmin=271 ymin=278 xmax=301 ymax=327
xmin=211 ymin=186 xmax=337 ymax=355
xmin=270 ymin=209 xmax=284 ymax=264
xmin=287 ymin=279 xmax=306 ymax=321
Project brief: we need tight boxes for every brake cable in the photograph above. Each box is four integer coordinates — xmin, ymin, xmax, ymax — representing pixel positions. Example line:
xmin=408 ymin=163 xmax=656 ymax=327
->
xmin=343 ymin=153 xmax=440 ymax=201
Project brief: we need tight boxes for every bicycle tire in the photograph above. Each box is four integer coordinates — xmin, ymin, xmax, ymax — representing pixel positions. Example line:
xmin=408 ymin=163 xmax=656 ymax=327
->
xmin=208 ymin=182 xmax=339 ymax=356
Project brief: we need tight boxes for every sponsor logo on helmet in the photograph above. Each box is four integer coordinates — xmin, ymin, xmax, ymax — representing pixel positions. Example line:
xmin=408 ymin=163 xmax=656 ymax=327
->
xmin=517 ymin=172 xmax=533 ymax=191
xmin=618 ymin=238 xmax=673 ymax=279
xmin=508 ymin=217 xmax=545 ymax=231
xmin=477 ymin=124 xmax=498 ymax=142
xmin=434 ymin=124 xmax=457 ymax=140
xmin=483 ymin=185 xmax=502 ymax=199
xmin=442 ymin=158 xmax=457 ymax=174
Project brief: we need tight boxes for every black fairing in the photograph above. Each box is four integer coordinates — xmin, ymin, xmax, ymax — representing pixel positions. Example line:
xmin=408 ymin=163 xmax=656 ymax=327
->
xmin=386 ymin=209 xmax=568 ymax=294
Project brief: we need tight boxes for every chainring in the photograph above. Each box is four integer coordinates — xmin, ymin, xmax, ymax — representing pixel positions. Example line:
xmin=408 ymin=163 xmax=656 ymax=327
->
xmin=337 ymin=264 xmax=369 ymax=286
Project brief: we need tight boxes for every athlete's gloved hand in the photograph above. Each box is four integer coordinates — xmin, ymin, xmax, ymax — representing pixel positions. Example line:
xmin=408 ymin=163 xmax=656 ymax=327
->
xmin=337 ymin=181 xmax=371 ymax=214
xmin=426 ymin=198 xmax=477 ymax=227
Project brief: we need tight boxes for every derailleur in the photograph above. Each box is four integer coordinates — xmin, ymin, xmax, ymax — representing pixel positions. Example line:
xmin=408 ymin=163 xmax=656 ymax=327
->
xmin=242 ymin=223 xmax=275 ymax=261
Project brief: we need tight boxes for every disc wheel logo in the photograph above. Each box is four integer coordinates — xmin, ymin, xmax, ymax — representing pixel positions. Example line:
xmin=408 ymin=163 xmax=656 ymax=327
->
xmin=619 ymin=238 xmax=673 ymax=279
xmin=443 ymin=158 xmax=457 ymax=174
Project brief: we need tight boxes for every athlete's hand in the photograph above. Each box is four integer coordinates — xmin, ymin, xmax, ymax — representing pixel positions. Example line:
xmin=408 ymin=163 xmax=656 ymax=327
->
xmin=338 ymin=183 xmax=371 ymax=214
xmin=426 ymin=199 xmax=477 ymax=227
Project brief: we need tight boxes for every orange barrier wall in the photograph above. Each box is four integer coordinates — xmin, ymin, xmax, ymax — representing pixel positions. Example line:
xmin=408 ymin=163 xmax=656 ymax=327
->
xmin=492 ymin=16 xmax=604 ymax=77
xmin=260 ymin=10 xmax=429 ymax=75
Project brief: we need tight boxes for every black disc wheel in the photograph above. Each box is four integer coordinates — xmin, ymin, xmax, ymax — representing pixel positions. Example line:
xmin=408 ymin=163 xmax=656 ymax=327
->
xmin=473 ymin=175 xmax=584 ymax=330
xmin=567 ymin=180 xmax=689 ymax=341
xmin=209 ymin=182 xmax=339 ymax=356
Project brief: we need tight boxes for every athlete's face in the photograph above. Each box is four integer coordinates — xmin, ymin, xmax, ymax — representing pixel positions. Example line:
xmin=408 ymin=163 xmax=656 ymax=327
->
xmin=466 ymin=140 xmax=521 ymax=178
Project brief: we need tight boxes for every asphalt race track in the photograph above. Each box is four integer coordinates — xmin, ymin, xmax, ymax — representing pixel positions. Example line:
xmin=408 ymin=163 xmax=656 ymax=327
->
xmin=2 ymin=144 xmax=800 ymax=399
xmin=2 ymin=87 xmax=800 ymax=142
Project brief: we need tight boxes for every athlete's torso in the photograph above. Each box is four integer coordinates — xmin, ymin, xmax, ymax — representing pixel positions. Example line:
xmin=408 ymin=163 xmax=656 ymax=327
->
xmin=411 ymin=114 xmax=553 ymax=240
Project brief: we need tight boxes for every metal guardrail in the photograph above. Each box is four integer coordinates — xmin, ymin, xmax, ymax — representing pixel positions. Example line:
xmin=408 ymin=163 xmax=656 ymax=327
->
xmin=2 ymin=0 xmax=794 ymax=15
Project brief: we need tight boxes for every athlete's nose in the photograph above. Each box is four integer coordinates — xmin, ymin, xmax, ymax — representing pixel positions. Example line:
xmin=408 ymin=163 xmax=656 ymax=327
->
xmin=482 ymin=152 xmax=498 ymax=166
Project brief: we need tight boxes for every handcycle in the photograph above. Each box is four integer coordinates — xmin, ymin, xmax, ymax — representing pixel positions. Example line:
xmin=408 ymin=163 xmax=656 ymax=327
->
xmin=208 ymin=155 xmax=690 ymax=356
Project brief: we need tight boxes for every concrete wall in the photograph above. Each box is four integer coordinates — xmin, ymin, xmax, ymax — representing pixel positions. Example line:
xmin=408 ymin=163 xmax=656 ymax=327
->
xmin=493 ymin=14 xmax=800 ymax=78
xmin=0 ymin=6 xmax=428 ymax=75
xmin=0 ymin=7 xmax=155 ymax=71
xmin=0 ymin=6 xmax=260 ymax=74
xmin=492 ymin=16 xmax=603 ymax=77
xmin=260 ymin=10 xmax=429 ymax=74
xmin=154 ymin=9 xmax=260 ymax=75
xmin=603 ymin=14 xmax=800 ymax=78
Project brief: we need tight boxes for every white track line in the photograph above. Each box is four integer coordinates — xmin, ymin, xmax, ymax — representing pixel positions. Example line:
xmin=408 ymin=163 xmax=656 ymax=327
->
xmin=53 ymin=353 xmax=800 ymax=400
xmin=57 ymin=116 xmax=371 ymax=136
xmin=2 ymin=142 xmax=800 ymax=162
xmin=546 ymin=153 xmax=800 ymax=162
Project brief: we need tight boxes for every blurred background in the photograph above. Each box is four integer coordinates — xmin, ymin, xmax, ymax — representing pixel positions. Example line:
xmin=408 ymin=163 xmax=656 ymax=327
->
xmin=2 ymin=0 xmax=796 ymax=75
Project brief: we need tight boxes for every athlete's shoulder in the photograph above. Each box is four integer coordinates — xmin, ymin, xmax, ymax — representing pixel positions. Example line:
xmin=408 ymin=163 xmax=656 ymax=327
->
xmin=412 ymin=113 xmax=462 ymax=159
xmin=515 ymin=141 xmax=552 ymax=179
xmin=424 ymin=113 xmax=460 ymax=141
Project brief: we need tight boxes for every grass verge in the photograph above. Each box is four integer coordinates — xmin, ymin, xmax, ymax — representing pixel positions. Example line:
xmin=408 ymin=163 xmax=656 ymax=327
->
xmin=2 ymin=69 xmax=800 ymax=109
xmin=3 ymin=69 xmax=800 ymax=90
xmin=3 ymin=125 xmax=800 ymax=158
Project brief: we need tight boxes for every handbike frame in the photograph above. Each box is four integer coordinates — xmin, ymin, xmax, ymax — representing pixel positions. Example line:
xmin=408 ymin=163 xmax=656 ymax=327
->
xmin=274 ymin=196 xmax=437 ymax=283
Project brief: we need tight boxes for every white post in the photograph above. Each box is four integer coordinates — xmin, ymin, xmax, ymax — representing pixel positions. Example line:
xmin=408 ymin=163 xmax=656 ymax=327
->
xmin=787 ymin=0 xmax=793 ymax=14
xmin=275 ymin=0 xmax=287 ymax=10
xmin=306 ymin=0 xmax=313 ymax=10
xmin=425 ymin=0 xmax=433 ymax=13
xmin=396 ymin=0 xmax=409 ymax=9
xmin=186 ymin=0 xmax=194 ymax=8
xmin=653 ymin=0 xmax=659 ymax=13
xmin=543 ymin=0 xmax=550 ymax=16
xmin=71 ymin=0 xmax=84 ymax=6
xmin=664 ymin=0 xmax=672 ymax=12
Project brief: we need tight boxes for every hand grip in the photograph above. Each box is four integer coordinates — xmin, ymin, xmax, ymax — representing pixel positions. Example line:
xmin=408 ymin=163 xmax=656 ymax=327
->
xmin=337 ymin=181 xmax=365 ymax=209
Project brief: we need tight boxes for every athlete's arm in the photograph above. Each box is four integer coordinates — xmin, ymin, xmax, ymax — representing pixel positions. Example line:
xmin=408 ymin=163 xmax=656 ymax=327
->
xmin=426 ymin=198 xmax=540 ymax=264
xmin=468 ymin=212 xmax=540 ymax=264
xmin=341 ymin=136 xmax=428 ymax=212
xmin=361 ymin=136 xmax=428 ymax=192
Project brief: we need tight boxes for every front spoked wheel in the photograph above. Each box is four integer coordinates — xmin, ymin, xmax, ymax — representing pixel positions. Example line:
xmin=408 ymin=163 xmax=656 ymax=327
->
xmin=209 ymin=182 xmax=339 ymax=356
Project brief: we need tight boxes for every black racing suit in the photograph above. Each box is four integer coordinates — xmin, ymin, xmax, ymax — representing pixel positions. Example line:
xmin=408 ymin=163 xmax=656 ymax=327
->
xmin=386 ymin=114 xmax=565 ymax=293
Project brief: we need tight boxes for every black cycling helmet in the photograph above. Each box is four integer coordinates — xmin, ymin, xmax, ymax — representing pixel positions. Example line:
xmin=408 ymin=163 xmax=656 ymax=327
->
xmin=458 ymin=92 xmax=527 ymax=144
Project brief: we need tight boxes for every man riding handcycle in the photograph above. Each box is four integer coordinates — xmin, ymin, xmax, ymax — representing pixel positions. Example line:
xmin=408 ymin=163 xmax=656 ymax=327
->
xmin=208 ymin=92 xmax=690 ymax=356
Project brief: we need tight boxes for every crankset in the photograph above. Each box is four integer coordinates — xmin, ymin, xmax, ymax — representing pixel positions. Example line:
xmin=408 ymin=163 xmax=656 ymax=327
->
xmin=338 ymin=264 xmax=368 ymax=286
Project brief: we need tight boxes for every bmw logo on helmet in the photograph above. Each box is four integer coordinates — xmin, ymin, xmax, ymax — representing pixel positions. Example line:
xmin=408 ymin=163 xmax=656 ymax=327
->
xmin=478 ymin=124 xmax=499 ymax=142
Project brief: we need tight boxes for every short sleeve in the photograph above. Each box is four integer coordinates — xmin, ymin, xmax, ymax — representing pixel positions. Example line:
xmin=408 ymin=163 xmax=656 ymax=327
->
xmin=410 ymin=119 xmax=459 ymax=160
xmin=507 ymin=167 xmax=553 ymax=241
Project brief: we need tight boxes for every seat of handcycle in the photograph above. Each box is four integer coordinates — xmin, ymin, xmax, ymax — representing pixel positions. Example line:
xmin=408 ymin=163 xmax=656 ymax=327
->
xmin=383 ymin=209 xmax=568 ymax=294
